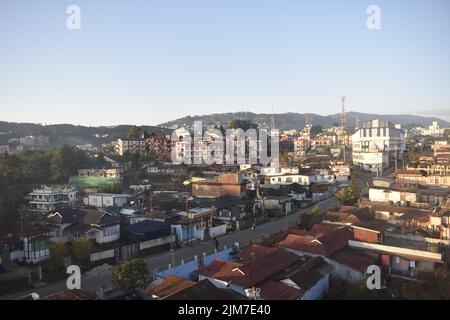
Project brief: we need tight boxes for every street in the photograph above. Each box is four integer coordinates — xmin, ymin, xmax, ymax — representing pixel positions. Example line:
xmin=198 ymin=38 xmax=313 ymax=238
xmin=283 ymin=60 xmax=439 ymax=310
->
xmin=0 ymin=197 xmax=339 ymax=300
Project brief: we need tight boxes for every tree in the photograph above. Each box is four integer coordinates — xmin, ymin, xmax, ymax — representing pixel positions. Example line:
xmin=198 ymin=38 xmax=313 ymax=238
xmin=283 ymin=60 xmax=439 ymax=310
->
xmin=408 ymin=145 xmax=421 ymax=167
xmin=310 ymin=125 xmax=323 ymax=135
xmin=335 ymin=177 xmax=360 ymax=206
xmin=299 ymin=205 xmax=322 ymax=230
xmin=335 ymin=187 xmax=353 ymax=205
xmin=112 ymin=258 xmax=150 ymax=293
xmin=127 ymin=126 xmax=143 ymax=139
xmin=325 ymin=278 xmax=387 ymax=300
xmin=42 ymin=243 xmax=69 ymax=280
xmin=70 ymin=238 xmax=92 ymax=268
xmin=349 ymin=176 xmax=361 ymax=201
xmin=228 ymin=119 xmax=257 ymax=132
xmin=443 ymin=128 xmax=450 ymax=138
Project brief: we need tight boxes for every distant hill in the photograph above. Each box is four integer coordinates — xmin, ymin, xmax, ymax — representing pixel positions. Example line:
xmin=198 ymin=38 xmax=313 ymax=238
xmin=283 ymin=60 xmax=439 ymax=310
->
xmin=1 ymin=111 xmax=448 ymax=147
xmin=159 ymin=111 xmax=450 ymax=131
xmin=0 ymin=122 xmax=171 ymax=146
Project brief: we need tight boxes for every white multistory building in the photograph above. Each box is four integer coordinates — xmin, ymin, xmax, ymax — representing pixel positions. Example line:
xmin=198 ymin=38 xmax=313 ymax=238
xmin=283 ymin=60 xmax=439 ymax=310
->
xmin=352 ymin=119 xmax=406 ymax=172
xmin=28 ymin=185 xmax=77 ymax=214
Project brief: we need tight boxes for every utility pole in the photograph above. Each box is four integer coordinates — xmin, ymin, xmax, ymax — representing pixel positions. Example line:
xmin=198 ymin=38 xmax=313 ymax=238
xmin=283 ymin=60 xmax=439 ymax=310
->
xmin=341 ymin=96 xmax=347 ymax=164
xmin=394 ymin=145 xmax=398 ymax=172
xmin=185 ymin=192 xmax=190 ymax=245
xmin=149 ymin=191 xmax=153 ymax=212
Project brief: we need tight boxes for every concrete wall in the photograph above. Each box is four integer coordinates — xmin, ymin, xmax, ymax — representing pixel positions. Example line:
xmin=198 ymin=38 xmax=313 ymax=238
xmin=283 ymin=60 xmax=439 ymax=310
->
xmin=155 ymin=247 xmax=235 ymax=280
xmin=90 ymin=249 xmax=115 ymax=262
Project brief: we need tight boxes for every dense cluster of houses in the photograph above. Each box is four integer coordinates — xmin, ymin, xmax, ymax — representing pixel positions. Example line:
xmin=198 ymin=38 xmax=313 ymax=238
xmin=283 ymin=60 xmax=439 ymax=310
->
xmin=1 ymin=118 xmax=449 ymax=300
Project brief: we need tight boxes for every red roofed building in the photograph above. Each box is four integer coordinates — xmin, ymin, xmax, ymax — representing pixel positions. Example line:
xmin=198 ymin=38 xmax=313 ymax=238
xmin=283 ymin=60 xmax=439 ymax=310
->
xmin=195 ymin=247 xmax=332 ymax=300
xmin=277 ymin=224 xmax=354 ymax=257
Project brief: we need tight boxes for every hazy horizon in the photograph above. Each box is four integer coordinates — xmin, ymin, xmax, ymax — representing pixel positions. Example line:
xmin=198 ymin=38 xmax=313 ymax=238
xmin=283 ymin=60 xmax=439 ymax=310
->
xmin=1 ymin=109 xmax=449 ymax=127
xmin=1 ymin=0 xmax=449 ymax=126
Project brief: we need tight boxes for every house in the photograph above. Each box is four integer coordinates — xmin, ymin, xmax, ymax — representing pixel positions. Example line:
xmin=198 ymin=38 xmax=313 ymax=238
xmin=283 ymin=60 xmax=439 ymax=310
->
xmin=276 ymin=224 xmax=354 ymax=257
xmin=124 ymin=220 xmax=173 ymax=249
xmin=429 ymin=211 xmax=450 ymax=239
xmin=45 ymin=208 xmax=121 ymax=244
xmin=196 ymin=248 xmax=332 ymax=300
xmin=78 ymin=168 xmax=123 ymax=179
xmin=396 ymin=169 xmax=450 ymax=188
xmin=146 ymin=275 xmax=196 ymax=300
xmin=276 ymin=223 xmax=384 ymax=283
xmin=0 ymin=222 xmax=50 ymax=263
xmin=233 ymin=243 xmax=279 ymax=263
xmin=171 ymin=207 xmax=216 ymax=242
xmin=328 ymin=247 xmax=379 ymax=283
xmin=192 ymin=173 xmax=246 ymax=199
xmin=27 ymin=185 xmax=77 ymax=214
xmin=369 ymin=182 xmax=450 ymax=208
xmin=43 ymin=289 xmax=98 ymax=300
xmin=162 ymin=279 xmax=245 ymax=300
xmin=331 ymin=163 xmax=351 ymax=184
xmin=84 ymin=193 xmax=130 ymax=208
xmin=310 ymin=136 xmax=334 ymax=150
xmin=369 ymin=182 xmax=419 ymax=205
xmin=368 ymin=204 xmax=434 ymax=227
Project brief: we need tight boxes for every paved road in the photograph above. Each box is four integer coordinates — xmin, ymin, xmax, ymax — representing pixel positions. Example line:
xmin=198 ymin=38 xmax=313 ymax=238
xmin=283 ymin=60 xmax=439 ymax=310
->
xmin=1 ymin=197 xmax=338 ymax=300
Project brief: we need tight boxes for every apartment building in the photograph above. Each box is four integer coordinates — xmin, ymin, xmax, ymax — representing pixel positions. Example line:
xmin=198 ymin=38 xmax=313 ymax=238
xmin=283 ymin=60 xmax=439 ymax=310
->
xmin=116 ymin=137 xmax=148 ymax=156
xmin=27 ymin=185 xmax=77 ymax=214
xmin=352 ymin=119 xmax=406 ymax=172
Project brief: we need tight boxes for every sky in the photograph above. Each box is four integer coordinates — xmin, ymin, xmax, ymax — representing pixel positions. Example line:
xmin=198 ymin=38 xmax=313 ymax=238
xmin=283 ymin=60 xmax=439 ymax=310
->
xmin=0 ymin=0 xmax=449 ymax=126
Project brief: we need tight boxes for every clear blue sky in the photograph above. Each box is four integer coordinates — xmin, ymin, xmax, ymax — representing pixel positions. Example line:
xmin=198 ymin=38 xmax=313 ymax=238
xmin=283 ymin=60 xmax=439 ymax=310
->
xmin=1 ymin=0 xmax=449 ymax=126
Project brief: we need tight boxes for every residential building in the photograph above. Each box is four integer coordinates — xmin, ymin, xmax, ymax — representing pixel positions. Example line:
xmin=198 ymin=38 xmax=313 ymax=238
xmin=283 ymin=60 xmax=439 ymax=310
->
xmin=268 ymin=172 xmax=335 ymax=186
xmin=46 ymin=208 xmax=121 ymax=244
xmin=116 ymin=137 xmax=148 ymax=156
xmin=396 ymin=169 xmax=450 ymax=188
xmin=0 ymin=222 xmax=50 ymax=263
xmin=171 ymin=207 xmax=216 ymax=242
xmin=192 ymin=173 xmax=246 ymax=198
xmin=423 ymin=121 xmax=447 ymax=137
xmin=352 ymin=119 xmax=406 ymax=172
xmin=78 ymin=168 xmax=123 ymax=179
xmin=84 ymin=193 xmax=130 ymax=208
xmin=196 ymin=248 xmax=332 ymax=300
xmin=146 ymin=275 xmax=196 ymax=300
xmin=310 ymin=137 xmax=334 ymax=150
xmin=27 ymin=185 xmax=77 ymax=214
xmin=368 ymin=182 xmax=450 ymax=208
xmin=124 ymin=220 xmax=173 ymax=248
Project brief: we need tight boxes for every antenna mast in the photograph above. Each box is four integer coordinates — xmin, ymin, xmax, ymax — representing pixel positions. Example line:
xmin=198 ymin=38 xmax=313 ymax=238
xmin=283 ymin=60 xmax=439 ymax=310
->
xmin=341 ymin=95 xmax=347 ymax=135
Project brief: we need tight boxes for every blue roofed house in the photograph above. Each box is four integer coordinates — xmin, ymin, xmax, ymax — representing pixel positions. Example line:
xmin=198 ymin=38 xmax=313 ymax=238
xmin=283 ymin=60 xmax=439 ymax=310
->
xmin=124 ymin=220 xmax=174 ymax=251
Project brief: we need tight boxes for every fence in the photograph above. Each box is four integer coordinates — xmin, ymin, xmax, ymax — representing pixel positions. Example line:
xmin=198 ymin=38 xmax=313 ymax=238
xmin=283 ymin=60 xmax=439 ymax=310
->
xmin=89 ymin=236 xmax=172 ymax=263
xmin=139 ymin=236 xmax=172 ymax=250
xmin=90 ymin=249 xmax=115 ymax=262
xmin=154 ymin=246 xmax=236 ymax=280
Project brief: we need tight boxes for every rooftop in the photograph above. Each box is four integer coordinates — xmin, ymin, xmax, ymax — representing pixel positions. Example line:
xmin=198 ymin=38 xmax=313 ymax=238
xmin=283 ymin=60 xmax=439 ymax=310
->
xmin=146 ymin=275 xmax=195 ymax=299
